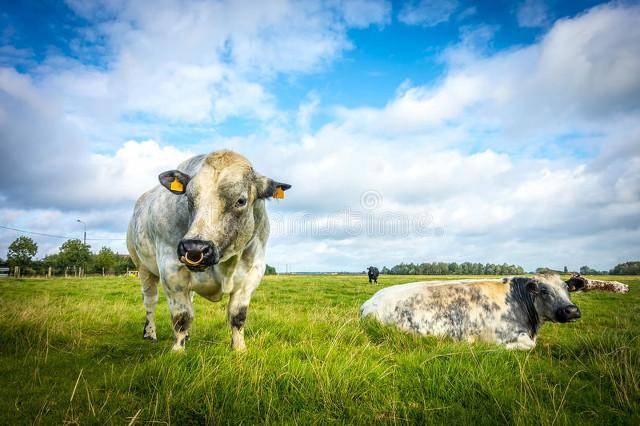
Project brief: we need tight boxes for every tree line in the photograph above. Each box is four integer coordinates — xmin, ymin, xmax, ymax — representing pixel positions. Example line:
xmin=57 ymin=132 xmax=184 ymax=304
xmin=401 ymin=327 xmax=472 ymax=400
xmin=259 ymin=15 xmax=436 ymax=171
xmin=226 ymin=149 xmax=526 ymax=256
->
xmin=381 ymin=262 xmax=525 ymax=275
xmin=537 ymin=262 xmax=640 ymax=275
xmin=2 ymin=236 xmax=280 ymax=277
xmin=2 ymin=236 xmax=134 ymax=276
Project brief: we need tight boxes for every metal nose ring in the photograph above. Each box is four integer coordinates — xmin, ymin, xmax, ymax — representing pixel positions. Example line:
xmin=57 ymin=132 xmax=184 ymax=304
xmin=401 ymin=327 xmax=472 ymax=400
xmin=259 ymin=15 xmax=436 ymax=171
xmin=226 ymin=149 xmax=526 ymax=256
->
xmin=183 ymin=251 xmax=204 ymax=266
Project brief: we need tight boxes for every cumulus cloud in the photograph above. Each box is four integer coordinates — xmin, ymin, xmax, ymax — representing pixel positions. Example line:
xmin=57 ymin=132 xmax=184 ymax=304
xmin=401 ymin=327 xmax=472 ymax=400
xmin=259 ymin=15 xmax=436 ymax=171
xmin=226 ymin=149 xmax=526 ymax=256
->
xmin=340 ymin=3 xmax=640 ymax=140
xmin=1 ymin=1 xmax=639 ymax=272
xmin=516 ymin=0 xmax=550 ymax=28
xmin=39 ymin=0 xmax=391 ymax=135
xmin=398 ymin=0 xmax=459 ymax=27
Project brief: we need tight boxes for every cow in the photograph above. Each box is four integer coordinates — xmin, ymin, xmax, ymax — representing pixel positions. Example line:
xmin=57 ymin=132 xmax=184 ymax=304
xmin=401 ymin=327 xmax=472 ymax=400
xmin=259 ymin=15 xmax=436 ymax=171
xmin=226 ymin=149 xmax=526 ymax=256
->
xmin=360 ymin=274 xmax=580 ymax=350
xmin=367 ymin=266 xmax=379 ymax=284
xmin=127 ymin=150 xmax=290 ymax=351
xmin=565 ymin=273 xmax=629 ymax=293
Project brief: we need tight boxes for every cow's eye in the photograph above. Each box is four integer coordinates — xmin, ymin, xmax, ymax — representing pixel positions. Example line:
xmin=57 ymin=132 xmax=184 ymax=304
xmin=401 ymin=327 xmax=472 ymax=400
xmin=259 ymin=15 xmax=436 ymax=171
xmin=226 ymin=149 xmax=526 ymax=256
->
xmin=540 ymin=288 xmax=549 ymax=295
xmin=235 ymin=197 xmax=247 ymax=208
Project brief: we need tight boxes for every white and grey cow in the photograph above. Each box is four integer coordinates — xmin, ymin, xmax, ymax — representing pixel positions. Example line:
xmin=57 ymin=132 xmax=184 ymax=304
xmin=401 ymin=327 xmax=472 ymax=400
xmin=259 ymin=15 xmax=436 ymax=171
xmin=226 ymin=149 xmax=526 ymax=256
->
xmin=127 ymin=150 xmax=290 ymax=351
xmin=360 ymin=274 xmax=581 ymax=350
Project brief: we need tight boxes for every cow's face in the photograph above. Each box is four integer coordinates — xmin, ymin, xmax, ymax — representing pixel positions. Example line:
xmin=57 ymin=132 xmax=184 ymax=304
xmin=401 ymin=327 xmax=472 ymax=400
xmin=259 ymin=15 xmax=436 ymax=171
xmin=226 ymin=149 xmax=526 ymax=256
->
xmin=159 ymin=151 xmax=290 ymax=271
xmin=531 ymin=274 xmax=581 ymax=323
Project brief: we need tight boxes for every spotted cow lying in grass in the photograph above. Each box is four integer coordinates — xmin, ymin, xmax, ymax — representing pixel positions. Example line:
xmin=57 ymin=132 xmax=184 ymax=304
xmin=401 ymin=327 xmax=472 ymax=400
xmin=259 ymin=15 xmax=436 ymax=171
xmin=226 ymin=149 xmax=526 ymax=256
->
xmin=360 ymin=274 xmax=581 ymax=350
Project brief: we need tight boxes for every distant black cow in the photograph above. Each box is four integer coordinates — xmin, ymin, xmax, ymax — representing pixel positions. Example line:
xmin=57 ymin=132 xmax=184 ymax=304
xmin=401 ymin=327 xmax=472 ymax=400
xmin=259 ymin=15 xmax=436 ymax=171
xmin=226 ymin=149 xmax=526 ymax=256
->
xmin=367 ymin=266 xmax=379 ymax=284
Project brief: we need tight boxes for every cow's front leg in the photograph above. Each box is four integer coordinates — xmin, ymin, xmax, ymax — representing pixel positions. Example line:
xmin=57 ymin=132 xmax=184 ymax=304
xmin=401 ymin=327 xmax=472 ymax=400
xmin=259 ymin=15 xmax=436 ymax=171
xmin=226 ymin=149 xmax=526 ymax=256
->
xmin=505 ymin=332 xmax=536 ymax=350
xmin=228 ymin=288 xmax=253 ymax=352
xmin=164 ymin=285 xmax=194 ymax=351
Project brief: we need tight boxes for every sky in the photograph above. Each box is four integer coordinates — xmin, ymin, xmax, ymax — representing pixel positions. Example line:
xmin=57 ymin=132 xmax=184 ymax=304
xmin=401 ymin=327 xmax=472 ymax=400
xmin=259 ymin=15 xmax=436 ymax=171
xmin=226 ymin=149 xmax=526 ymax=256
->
xmin=0 ymin=0 xmax=639 ymax=272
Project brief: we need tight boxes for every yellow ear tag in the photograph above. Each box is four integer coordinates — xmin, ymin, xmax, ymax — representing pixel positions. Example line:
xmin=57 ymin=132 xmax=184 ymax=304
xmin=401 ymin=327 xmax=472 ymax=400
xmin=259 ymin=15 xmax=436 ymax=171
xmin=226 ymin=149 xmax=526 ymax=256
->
xmin=170 ymin=178 xmax=184 ymax=193
xmin=273 ymin=186 xmax=285 ymax=199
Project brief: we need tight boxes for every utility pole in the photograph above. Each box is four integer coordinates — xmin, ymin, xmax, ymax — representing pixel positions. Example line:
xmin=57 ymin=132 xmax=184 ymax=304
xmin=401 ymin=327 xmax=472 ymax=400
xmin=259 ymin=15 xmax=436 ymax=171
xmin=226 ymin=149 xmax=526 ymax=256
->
xmin=77 ymin=219 xmax=86 ymax=246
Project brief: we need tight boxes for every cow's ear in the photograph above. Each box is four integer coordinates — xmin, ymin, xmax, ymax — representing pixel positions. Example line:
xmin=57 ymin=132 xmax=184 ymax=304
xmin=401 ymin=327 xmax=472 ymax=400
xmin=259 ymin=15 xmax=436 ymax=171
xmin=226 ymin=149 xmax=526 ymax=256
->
xmin=527 ymin=280 xmax=540 ymax=295
xmin=256 ymin=174 xmax=292 ymax=199
xmin=159 ymin=170 xmax=191 ymax=195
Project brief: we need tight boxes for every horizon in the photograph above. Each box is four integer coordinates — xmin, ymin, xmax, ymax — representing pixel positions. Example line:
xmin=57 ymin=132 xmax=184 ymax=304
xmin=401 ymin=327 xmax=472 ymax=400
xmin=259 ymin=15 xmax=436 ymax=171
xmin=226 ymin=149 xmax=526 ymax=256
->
xmin=1 ymin=0 xmax=639 ymax=272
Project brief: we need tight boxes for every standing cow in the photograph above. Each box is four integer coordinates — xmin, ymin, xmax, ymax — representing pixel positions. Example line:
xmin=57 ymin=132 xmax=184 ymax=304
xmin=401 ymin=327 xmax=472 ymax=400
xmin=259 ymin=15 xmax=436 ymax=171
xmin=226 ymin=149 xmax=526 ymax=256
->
xmin=127 ymin=150 xmax=290 ymax=351
xmin=360 ymin=274 xmax=580 ymax=350
xmin=367 ymin=266 xmax=379 ymax=284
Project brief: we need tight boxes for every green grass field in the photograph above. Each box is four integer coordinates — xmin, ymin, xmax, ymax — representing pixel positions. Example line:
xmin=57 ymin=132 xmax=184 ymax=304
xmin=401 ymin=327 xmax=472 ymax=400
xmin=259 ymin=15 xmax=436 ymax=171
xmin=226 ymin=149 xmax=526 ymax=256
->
xmin=0 ymin=275 xmax=638 ymax=424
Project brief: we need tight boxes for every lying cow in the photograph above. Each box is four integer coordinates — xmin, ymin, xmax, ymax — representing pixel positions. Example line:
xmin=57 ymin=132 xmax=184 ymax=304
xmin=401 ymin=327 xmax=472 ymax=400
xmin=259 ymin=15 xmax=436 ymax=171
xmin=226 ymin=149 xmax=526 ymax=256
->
xmin=566 ymin=273 xmax=629 ymax=293
xmin=127 ymin=150 xmax=290 ymax=351
xmin=360 ymin=274 xmax=580 ymax=350
xmin=367 ymin=266 xmax=379 ymax=284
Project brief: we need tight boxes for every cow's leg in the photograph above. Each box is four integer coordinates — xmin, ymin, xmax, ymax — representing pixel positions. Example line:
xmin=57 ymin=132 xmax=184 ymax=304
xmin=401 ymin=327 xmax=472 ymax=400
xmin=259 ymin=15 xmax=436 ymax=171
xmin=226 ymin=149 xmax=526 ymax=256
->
xmin=505 ymin=333 xmax=536 ymax=350
xmin=227 ymin=287 xmax=254 ymax=352
xmin=160 ymin=270 xmax=194 ymax=351
xmin=164 ymin=288 xmax=194 ymax=351
xmin=140 ymin=268 xmax=159 ymax=342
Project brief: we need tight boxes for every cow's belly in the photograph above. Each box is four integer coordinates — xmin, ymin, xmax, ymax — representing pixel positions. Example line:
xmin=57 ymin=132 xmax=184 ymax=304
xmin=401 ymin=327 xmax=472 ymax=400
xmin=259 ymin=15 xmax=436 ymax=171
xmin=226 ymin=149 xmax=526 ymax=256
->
xmin=391 ymin=306 xmax=500 ymax=342
xmin=134 ymin=235 xmax=161 ymax=276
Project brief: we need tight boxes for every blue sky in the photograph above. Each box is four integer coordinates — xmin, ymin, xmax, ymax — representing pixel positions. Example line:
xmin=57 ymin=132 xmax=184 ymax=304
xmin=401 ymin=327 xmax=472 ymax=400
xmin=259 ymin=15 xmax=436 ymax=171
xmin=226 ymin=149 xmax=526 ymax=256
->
xmin=1 ymin=0 xmax=639 ymax=271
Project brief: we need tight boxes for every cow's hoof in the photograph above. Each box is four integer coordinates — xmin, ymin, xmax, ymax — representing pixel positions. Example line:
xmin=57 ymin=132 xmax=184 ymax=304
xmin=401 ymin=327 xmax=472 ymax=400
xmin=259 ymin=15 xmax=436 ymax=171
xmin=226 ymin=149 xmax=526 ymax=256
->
xmin=143 ymin=335 xmax=158 ymax=343
xmin=231 ymin=342 xmax=247 ymax=352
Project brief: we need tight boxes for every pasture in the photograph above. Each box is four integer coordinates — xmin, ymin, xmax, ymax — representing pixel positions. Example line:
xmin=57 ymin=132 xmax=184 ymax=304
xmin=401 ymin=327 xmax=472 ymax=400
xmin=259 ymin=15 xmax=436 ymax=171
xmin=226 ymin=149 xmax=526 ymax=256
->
xmin=0 ymin=275 xmax=638 ymax=424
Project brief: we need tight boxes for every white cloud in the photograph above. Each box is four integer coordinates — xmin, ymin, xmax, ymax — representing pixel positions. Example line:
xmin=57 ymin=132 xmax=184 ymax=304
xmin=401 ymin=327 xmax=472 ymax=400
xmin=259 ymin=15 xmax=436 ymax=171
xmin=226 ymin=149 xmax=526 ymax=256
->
xmin=339 ymin=3 xmax=640 ymax=140
xmin=517 ymin=0 xmax=550 ymax=28
xmin=398 ymin=0 xmax=458 ymax=27
xmin=1 ymin=2 xmax=639 ymax=272
xmin=26 ymin=0 xmax=391 ymax=149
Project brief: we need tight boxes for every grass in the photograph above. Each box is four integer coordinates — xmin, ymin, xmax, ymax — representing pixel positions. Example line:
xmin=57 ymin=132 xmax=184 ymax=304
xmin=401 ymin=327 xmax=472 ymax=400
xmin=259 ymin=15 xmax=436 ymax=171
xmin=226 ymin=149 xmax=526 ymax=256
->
xmin=0 ymin=274 xmax=638 ymax=425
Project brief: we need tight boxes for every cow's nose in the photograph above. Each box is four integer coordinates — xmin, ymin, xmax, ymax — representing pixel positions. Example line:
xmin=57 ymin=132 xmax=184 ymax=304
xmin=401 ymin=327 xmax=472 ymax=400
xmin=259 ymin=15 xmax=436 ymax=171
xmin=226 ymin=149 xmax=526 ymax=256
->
xmin=177 ymin=239 xmax=219 ymax=268
xmin=558 ymin=305 xmax=581 ymax=322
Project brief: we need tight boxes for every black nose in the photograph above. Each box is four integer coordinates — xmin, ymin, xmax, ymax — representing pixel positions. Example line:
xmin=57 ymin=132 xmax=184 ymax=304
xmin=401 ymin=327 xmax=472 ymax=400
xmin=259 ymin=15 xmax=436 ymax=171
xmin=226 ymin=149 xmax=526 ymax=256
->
xmin=177 ymin=239 xmax=219 ymax=268
xmin=557 ymin=305 xmax=581 ymax=322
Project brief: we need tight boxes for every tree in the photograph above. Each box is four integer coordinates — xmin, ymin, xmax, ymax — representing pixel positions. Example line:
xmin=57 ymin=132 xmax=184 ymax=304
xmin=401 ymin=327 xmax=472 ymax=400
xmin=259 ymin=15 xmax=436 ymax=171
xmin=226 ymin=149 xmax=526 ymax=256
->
xmin=265 ymin=264 xmax=277 ymax=275
xmin=94 ymin=246 xmax=119 ymax=275
xmin=114 ymin=255 xmax=136 ymax=275
xmin=610 ymin=261 xmax=640 ymax=275
xmin=58 ymin=239 xmax=92 ymax=269
xmin=580 ymin=265 xmax=594 ymax=275
xmin=7 ymin=236 xmax=38 ymax=268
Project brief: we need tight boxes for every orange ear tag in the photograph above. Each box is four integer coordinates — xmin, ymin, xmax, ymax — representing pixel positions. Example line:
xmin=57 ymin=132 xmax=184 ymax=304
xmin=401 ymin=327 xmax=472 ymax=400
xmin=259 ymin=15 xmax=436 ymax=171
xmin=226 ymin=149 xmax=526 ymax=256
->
xmin=273 ymin=186 xmax=285 ymax=199
xmin=170 ymin=178 xmax=184 ymax=192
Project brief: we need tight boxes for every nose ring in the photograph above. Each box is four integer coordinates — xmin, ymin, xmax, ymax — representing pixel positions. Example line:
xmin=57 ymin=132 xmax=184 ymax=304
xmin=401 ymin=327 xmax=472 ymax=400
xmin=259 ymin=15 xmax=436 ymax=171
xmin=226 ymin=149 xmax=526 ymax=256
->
xmin=183 ymin=251 xmax=204 ymax=266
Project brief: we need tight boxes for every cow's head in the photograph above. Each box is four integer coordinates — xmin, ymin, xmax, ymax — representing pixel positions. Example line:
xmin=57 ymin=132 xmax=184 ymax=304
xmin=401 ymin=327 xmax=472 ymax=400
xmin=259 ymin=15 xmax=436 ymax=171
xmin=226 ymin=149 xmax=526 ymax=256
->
xmin=565 ymin=273 xmax=588 ymax=292
xmin=158 ymin=151 xmax=290 ymax=271
xmin=529 ymin=274 xmax=581 ymax=323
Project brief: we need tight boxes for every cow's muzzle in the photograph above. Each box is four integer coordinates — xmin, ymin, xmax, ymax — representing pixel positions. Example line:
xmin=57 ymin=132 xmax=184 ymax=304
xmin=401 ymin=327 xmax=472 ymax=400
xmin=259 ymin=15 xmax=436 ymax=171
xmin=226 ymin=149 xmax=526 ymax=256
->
xmin=177 ymin=239 xmax=219 ymax=271
xmin=556 ymin=305 xmax=581 ymax=323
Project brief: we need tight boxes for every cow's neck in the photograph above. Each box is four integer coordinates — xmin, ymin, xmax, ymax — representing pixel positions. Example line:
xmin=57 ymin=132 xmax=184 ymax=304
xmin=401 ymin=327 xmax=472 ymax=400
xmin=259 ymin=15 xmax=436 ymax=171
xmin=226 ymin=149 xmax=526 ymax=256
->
xmin=509 ymin=280 xmax=540 ymax=338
